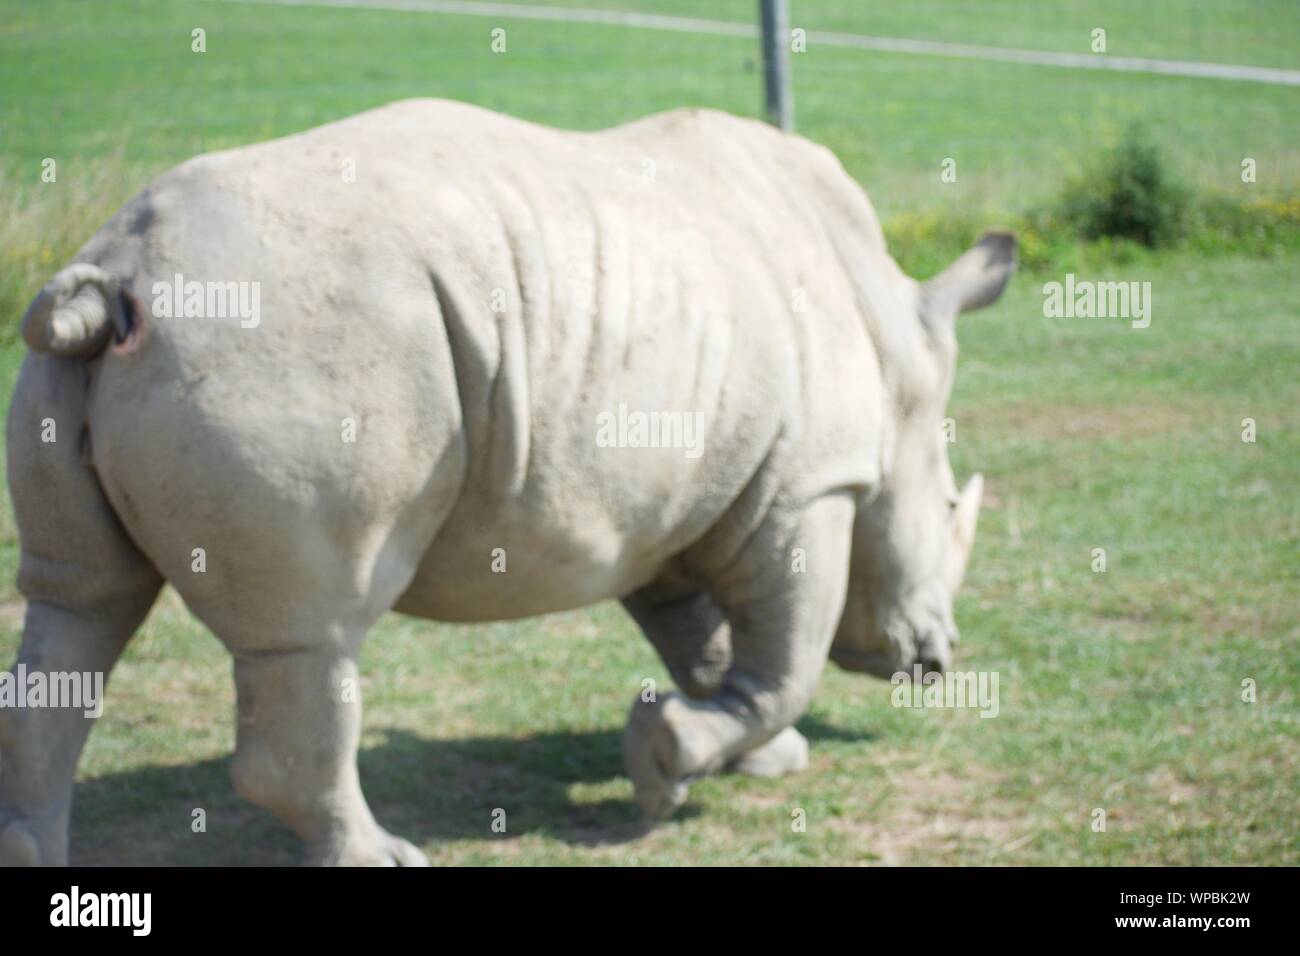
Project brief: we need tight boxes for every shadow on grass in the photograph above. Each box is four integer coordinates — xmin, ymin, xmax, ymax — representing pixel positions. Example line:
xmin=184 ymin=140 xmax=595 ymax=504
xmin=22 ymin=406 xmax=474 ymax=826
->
xmin=68 ymin=713 xmax=872 ymax=865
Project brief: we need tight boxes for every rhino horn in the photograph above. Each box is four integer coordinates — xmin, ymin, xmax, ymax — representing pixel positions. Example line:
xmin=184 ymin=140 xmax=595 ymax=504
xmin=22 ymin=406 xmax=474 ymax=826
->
xmin=948 ymin=472 xmax=983 ymax=593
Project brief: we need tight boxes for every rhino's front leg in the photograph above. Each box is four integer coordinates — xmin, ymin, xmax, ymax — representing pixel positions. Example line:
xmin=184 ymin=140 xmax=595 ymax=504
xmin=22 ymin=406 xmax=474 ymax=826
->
xmin=622 ymin=585 xmax=809 ymax=778
xmin=624 ymin=493 xmax=853 ymax=817
xmin=622 ymin=587 xmax=732 ymax=700
xmin=728 ymin=726 xmax=810 ymax=777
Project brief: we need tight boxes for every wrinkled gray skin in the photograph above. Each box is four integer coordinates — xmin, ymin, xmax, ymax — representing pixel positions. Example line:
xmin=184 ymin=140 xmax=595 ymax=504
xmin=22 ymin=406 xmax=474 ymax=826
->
xmin=0 ymin=100 xmax=1013 ymax=865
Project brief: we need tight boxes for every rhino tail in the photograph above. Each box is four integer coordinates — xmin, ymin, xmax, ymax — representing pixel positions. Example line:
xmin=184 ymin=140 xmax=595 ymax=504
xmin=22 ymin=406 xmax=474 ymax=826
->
xmin=21 ymin=263 xmax=135 ymax=359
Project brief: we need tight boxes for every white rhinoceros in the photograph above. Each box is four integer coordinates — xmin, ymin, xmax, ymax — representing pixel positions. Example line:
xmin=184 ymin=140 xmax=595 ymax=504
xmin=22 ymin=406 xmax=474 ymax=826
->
xmin=1 ymin=99 xmax=1013 ymax=866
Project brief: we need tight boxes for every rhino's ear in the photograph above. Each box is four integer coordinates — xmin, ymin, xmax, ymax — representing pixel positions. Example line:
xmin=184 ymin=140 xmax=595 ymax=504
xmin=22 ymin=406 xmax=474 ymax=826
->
xmin=919 ymin=231 xmax=1017 ymax=333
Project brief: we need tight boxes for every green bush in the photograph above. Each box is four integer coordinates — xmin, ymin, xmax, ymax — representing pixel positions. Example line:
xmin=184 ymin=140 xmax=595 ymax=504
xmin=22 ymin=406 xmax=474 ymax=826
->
xmin=1055 ymin=125 xmax=1188 ymax=246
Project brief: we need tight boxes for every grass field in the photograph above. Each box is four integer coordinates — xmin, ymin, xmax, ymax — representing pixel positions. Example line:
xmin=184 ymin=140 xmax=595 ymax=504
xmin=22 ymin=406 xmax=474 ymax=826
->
xmin=0 ymin=0 xmax=1296 ymax=865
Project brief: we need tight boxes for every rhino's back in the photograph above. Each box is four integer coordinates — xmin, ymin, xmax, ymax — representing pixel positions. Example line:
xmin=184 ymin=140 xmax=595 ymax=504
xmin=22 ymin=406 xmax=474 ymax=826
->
xmin=383 ymin=101 xmax=891 ymax=617
xmin=78 ymin=100 xmax=889 ymax=620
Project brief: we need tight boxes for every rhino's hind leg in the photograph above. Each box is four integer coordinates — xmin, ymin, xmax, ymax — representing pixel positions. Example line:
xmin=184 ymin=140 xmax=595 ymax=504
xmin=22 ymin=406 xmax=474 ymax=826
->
xmin=624 ymin=493 xmax=853 ymax=817
xmin=228 ymin=636 xmax=427 ymax=867
xmin=0 ymin=597 xmax=160 ymax=865
xmin=192 ymin=529 xmax=434 ymax=865
xmin=1 ymin=353 xmax=164 ymax=865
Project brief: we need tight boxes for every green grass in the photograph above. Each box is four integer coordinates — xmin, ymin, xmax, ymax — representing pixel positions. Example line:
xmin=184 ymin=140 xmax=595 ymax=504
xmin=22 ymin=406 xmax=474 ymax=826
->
xmin=0 ymin=0 xmax=1296 ymax=865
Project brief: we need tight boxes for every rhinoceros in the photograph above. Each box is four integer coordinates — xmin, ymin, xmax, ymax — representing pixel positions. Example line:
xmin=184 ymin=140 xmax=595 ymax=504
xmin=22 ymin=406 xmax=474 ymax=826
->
xmin=0 ymin=99 xmax=1013 ymax=866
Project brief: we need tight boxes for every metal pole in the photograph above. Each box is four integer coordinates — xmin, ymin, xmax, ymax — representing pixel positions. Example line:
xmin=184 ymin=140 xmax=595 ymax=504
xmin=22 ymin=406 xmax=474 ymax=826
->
xmin=760 ymin=0 xmax=794 ymax=132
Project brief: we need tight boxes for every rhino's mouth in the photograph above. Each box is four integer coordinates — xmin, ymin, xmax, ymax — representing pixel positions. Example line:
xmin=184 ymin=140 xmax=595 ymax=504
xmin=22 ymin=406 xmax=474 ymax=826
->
xmin=831 ymin=606 xmax=956 ymax=679
xmin=828 ymin=647 xmax=901 ymax=678
xmin=830 ymin=645 xmax=951 ymax=679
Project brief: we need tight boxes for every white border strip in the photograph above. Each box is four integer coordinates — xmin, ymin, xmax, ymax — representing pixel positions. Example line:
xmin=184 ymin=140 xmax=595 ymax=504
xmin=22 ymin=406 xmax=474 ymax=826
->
xmin=209 ymin=0 xmax=1300 ymax=87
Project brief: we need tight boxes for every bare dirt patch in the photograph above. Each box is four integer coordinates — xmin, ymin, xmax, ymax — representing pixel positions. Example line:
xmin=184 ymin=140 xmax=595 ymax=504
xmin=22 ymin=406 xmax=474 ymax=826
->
xmin=963 ymin=401 xmax=1204 ymax=442
xmin=824 ymin=755 xmax=1022 ymax=864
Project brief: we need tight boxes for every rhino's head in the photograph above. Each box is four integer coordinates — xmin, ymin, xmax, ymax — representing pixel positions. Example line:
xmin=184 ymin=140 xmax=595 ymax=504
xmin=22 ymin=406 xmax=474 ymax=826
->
xmin=831 ymin=231 xmax=1016 ymax=678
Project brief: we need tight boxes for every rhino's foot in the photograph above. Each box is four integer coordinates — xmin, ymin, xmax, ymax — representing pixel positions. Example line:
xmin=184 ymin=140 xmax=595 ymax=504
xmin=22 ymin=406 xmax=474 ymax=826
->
xmin=306 ymin=827 xmax=429 ymax=867
xmin=728 ymin=726 xmax=809 ymax=778
xmin=623 ymin=693 xmax=700 ymax=819
xmin=0 ymin=815 xmax=42 ymax=867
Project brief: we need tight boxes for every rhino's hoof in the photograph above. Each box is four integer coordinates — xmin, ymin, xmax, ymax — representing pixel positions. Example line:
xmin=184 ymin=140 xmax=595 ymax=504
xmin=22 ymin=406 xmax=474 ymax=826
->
xmin=377 ymin=834 xmax=430 ymax=867
xmin=307 ymin=829 xmax=429 ymax=867
xmin=0 ymin=818 xmax=41 ymax=867
xmin=729 ymin=726 xmax=810 ymax=778
xmin=623 ymin=694 xmax=692 ymax=819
